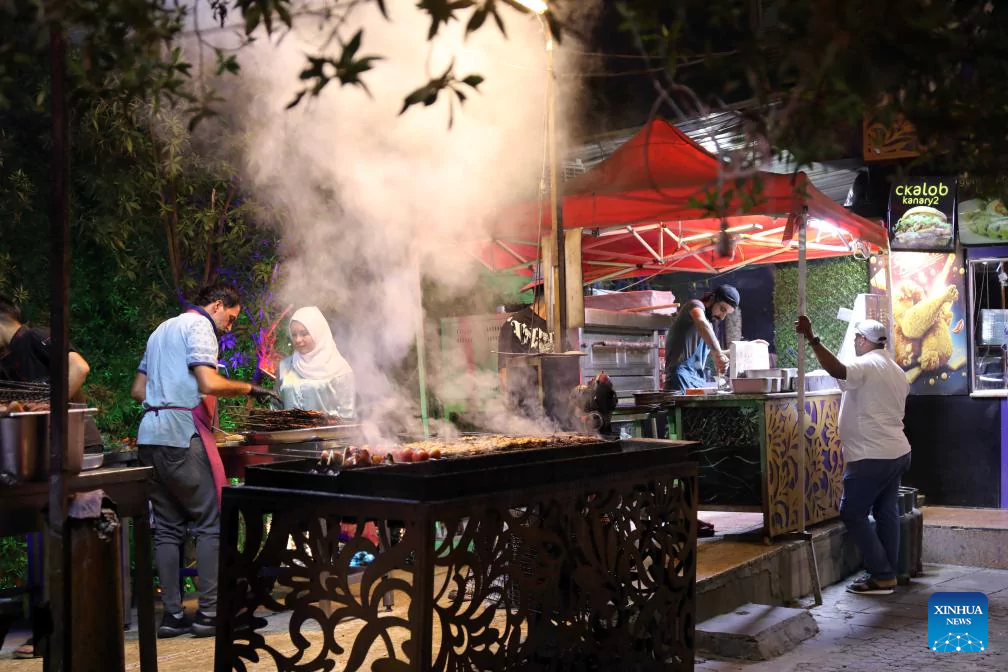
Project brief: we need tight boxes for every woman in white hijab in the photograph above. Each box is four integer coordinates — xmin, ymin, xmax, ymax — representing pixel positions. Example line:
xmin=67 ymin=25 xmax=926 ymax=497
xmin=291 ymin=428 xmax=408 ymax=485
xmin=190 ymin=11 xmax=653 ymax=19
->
xmin=277 ymin=307 xmax=355 ymax=419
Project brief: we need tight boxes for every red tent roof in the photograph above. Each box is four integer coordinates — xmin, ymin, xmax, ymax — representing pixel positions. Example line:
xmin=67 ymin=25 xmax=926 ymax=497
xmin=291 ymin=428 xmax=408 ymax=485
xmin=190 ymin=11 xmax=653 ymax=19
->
xmin=481 ymin=119 xmax=888 ymax=283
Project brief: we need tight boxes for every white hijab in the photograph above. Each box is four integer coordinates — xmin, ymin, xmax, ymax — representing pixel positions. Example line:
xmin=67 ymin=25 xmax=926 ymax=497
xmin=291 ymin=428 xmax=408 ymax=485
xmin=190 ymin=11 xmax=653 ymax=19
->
xmin=289 ymin=307 xmax=352 ymax=381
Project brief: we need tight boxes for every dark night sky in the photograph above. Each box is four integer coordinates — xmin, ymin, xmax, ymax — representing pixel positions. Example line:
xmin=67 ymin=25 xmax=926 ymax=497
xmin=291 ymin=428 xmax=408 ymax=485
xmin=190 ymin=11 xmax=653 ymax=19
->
xmin=578 ymin=3 xmax=659 ymax=135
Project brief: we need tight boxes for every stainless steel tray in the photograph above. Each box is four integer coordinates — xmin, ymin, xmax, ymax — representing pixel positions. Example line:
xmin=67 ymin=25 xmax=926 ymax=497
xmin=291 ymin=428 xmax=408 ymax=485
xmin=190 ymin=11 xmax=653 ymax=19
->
xmin=82 ymin=452 xmax=104 ymax=470
xmin=244 ymin=424 xmax=362 ymax=445
xmin=633 ymin=391 xmax=678 ymax=406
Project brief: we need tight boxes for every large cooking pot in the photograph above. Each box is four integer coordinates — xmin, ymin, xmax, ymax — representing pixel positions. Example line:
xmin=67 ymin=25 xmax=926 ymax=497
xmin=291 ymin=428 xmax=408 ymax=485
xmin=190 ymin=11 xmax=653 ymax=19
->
xmin=0 ymin=411 xmax=46 ymax=481
xmin=0 ymin=407 xmax=92 ymax=481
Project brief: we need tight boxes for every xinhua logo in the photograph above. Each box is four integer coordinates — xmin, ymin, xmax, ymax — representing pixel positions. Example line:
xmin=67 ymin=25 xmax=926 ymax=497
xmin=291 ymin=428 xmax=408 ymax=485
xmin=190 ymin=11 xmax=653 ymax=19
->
xmin=928 ymin=592 xmax=988 ymax=653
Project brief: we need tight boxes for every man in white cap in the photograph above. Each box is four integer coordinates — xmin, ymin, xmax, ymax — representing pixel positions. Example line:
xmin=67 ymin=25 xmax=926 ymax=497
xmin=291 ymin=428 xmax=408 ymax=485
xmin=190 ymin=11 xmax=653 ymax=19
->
xmin=795 ymin=315 xmax=912 ymax=595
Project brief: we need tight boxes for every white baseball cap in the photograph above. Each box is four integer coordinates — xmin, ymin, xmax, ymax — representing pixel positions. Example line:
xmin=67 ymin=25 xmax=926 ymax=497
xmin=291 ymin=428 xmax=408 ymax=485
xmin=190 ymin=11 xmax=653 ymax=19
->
xmin=855 ymin=319 xmax=887 ymax=345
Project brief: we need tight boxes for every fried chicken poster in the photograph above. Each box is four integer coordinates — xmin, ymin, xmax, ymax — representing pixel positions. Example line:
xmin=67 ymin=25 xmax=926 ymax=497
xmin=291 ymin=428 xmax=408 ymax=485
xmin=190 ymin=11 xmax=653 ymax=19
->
xmin=869 ymin=251 xmax=968 ymax=395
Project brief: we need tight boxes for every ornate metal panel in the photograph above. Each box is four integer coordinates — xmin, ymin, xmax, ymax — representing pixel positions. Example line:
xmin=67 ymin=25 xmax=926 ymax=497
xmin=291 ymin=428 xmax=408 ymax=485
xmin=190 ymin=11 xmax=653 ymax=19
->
xmin=214 ymin=460 xmax=698 ymax=671
xmin=764 ymin=396 xmax=845 ymax=538
xmin=679 ymin=402 xmax=763 ymax=507
xmin=863 ymin=113 xmax=921 ymax=161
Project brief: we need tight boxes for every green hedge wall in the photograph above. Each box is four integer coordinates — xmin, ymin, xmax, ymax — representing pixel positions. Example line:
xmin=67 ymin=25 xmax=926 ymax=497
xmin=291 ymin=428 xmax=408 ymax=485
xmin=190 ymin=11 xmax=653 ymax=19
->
xmin=774 ymin=257 xmax=870 ymax=368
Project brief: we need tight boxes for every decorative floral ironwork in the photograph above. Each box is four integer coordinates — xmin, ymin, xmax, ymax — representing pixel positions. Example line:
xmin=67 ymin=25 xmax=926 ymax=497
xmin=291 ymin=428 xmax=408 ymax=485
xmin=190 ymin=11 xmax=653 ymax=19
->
xmin=680 ymin=403 xmax=763 ymax=506
xmin=216 ymin=463 xmax=698 ymax=671
xmin=863 ymin=114 xmax=921 ymax=161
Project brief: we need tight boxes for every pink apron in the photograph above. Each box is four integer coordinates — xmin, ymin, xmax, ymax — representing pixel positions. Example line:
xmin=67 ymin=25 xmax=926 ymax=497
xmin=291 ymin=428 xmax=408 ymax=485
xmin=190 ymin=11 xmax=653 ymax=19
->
xmin=142 ymin=397 xmax=227 ymax=508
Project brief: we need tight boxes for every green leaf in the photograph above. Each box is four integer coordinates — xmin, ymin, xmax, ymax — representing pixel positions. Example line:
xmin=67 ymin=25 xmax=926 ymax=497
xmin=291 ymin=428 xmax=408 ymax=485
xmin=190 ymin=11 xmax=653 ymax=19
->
xmin=244 ymin=5 xmax=262 ymax=35
xmin=492 ymin=6 xmax=506 ymax=36
xmin=187 ymin=108 xmax=218 ymax=132
xmin=461 ymin=74 xmax=483 ymax=89
xmin=466 ymin=7 xmax=488 ymax=35
xmin=344 ymin=29 xmax=363 ymax=61
xmin=276 ymin=1 xmax=293 ymax=27
xmin=400 ymin=85 xmax=434 ymax=114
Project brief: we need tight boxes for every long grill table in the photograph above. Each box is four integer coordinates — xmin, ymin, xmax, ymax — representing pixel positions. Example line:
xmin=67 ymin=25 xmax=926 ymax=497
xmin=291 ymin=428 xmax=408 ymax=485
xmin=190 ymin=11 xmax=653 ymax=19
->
xmin=214 ymin=437 xmax=698 ymax=671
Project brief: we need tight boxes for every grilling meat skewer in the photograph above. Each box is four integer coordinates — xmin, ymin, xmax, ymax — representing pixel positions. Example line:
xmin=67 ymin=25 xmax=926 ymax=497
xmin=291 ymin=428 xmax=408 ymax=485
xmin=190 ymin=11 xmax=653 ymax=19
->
xmin=234 ymin=408 xmax=337 ymax=432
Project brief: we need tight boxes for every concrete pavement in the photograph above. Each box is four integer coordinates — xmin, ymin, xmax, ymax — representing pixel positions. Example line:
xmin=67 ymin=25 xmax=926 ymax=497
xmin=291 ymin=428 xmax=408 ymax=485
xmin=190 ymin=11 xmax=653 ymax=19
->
xmin=697 ymin=563 xmax=1008 ymax=671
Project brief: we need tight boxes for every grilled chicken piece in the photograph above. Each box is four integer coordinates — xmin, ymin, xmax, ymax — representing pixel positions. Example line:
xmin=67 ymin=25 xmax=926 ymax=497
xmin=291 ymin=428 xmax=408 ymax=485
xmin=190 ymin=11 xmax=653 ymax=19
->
xmin=898 ymin=285 xmax=958 ymax=340
xmin=919 ymin=302 xmax=954 ymax=372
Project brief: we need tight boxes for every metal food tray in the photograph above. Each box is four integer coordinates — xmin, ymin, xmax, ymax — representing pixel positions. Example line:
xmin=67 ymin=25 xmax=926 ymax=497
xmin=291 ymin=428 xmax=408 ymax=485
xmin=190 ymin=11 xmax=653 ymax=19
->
xmin=244 ymin=423 xmax=362 ymax=445
xmin=243 ymin=438 xmax=694 ymax=501
xmin=633 ymin=391 xmax=678 ymax=406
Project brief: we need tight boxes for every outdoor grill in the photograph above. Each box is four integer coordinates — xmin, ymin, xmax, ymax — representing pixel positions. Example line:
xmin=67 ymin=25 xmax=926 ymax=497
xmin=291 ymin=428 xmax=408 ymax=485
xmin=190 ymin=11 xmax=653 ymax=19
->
xmin=216 ymin=408 xmax=364 ymax=476
xmin=0 ymin=381 xmax=51 ymax=408
xmin=246 ymin=434 xmax=622 ymax=499
xmin=215 ymin=436 xmax=699 ymax=671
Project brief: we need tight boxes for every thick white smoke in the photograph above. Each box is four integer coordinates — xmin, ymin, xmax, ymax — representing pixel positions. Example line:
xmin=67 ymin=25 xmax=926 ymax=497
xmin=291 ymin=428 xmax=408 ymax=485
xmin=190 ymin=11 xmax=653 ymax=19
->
xmin=187 ymin=0 xmax=594 ymax=434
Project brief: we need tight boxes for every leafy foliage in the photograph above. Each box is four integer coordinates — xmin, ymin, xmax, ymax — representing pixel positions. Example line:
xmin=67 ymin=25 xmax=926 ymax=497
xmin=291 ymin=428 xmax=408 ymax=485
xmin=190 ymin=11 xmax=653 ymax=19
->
xmin=287 ymin=29 xmax=384 ymax=109
xmin=0 ymin=0 xmax=194 ymax=111
xmin=400 ymin=63 xmax=484 ymax=127
xmin=0 ymin=40 xmax=280 ymax=439
xmin=0 ymin=537 xmax=27 ymax=591
xmin=615 ymin=1 xmax=1008 ymax=182
xmin=773 ymin=257 xmax=869 ymax=369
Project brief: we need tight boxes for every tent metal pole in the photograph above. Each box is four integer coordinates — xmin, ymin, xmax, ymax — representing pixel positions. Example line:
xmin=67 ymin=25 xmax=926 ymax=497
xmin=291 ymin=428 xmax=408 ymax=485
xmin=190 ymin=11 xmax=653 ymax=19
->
xmin=797 ymin=206 xmax=823 ymax=606
xmin=46 ymin=21 xmax=70 ymax=668
xmin=543 ymin=17 xmax=567 ymax=350
xmin=414 ymin=258 xmax=430 ymax=439
xmin=883 ymin=252 xmax=895 ymax=356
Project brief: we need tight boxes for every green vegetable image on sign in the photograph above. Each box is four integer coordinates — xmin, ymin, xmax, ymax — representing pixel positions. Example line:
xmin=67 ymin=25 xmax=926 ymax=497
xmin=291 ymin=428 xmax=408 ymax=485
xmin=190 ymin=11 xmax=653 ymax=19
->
xmin=958 ymin=198 xmax=1008 ymax=245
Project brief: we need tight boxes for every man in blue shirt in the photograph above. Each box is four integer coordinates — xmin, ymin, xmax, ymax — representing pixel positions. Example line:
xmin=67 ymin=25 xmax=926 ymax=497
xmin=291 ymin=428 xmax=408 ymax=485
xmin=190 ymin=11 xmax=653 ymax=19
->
xmin=131 ymin=282 xmax=277 ymax=638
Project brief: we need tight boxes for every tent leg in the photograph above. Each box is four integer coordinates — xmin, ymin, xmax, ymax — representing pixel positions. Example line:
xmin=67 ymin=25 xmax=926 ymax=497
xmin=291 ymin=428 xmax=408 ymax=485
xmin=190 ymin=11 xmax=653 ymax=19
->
xmin=414 ymin=259 xmax=430 ymax=440
xmin=797 ymin=207 xmax=823 ymax=607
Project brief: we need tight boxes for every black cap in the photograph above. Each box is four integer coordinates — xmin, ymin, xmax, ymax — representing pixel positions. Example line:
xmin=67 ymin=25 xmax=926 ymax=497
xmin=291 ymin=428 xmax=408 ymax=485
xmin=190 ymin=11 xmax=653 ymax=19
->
xmin=714 ymin=284 xmax=740 ymax=308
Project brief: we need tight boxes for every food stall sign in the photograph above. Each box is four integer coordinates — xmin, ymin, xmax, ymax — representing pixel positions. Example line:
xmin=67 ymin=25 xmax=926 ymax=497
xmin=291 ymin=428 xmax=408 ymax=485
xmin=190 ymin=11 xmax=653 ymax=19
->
xmin=888 ymin=177 xmax=957 ymax=252
xmin=869 ymin=251 xmax=968 ymax=396
xmin=958 ymin=194 xmax=1008 ymax=246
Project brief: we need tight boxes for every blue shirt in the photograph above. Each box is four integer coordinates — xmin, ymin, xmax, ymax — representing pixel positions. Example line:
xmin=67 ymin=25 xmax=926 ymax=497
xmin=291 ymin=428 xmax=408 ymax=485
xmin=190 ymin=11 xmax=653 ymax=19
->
xmin=136 ymin=311 xmax=220 ymax=448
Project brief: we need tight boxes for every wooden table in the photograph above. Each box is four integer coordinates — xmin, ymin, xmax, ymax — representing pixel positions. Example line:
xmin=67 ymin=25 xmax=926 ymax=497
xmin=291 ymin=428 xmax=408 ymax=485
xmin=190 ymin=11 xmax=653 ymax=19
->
xmin=0 ymin=466 xmax=157 ymax=671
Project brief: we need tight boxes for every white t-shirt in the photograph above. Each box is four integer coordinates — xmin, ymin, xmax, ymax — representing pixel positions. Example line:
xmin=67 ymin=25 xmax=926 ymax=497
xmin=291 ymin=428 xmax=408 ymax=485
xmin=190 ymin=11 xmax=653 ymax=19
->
xmin=837 ymin=348 xmax=912 ymax=463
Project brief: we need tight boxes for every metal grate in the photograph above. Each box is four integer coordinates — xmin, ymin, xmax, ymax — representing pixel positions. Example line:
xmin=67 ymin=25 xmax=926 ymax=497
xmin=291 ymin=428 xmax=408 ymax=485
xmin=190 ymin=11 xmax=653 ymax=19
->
xmin=0 ymin=380 xmax=50 ymax=403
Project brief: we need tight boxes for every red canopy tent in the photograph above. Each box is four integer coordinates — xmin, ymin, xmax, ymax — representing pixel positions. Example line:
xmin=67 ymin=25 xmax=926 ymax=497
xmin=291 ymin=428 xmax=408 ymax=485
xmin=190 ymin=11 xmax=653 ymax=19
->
xmin=478 ymin=119 xmax=890 ymax=589
xmin=480 ymin=118 xmax=889 ymax=283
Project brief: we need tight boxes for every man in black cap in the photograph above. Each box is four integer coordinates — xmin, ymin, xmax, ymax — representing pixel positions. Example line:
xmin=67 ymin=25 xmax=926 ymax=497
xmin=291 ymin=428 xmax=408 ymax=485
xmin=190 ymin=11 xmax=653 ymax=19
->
xmin=663 ymin=284 xmax=739 ymax=392
xmin=662 ymin=284 xmax=739 ymax=538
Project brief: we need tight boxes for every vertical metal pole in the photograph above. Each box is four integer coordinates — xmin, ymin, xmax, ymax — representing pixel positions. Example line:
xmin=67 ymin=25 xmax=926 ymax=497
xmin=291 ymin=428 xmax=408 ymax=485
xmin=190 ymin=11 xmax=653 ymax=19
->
xmin=882 ymin=252 xmax=895 ymax=356
xmin=797 ymin=207 xmax=822 ymax=606
xmin=46 ymin=18 xmax=70 ymax=670
xmin=414 ymin=259 xmax=430 ymax=439
xmin=544 ymin=21 xmax=567 ymax=351
xmin=797 ymin=212 xmax=807 ymax=533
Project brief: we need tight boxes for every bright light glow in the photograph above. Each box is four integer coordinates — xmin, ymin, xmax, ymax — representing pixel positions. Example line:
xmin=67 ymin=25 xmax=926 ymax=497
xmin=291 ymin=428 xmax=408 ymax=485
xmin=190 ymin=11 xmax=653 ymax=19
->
xmin=512 ymin=0 xmax=548 ymax=14
xmin=679 ymin=223 xmax=762 ymax=244
xmin=809 ymin=218 xmax=844 ymax=236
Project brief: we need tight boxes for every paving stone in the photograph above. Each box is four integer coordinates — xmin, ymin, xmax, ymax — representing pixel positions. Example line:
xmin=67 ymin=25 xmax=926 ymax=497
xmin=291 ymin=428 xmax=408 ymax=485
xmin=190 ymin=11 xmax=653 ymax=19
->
xmin=935 ymin=575 xmax=1008 ymax=594
xmin=904 ymin=564 xmax=978 ymax=580
xmin=697 ymin=603 xmax=819 ymax=661
xmin=871 ymin=600 xmax=931 ymax=619
xmin=836 ymin=611 xmax=920 ymax=631
xmin=719 ymin=564 xmax=1008 ymax=672
xmin=888 ymin=593 xmax=934 ymax=609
